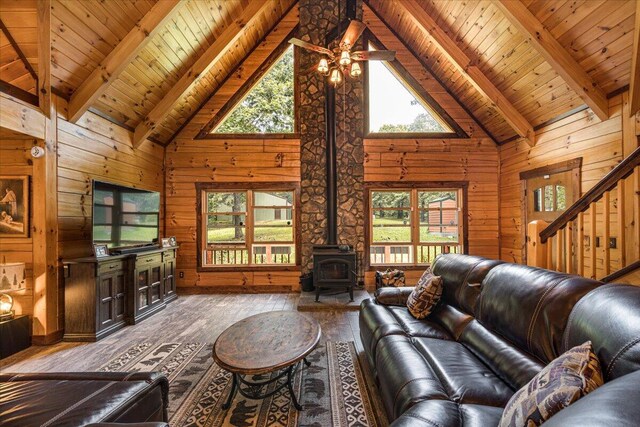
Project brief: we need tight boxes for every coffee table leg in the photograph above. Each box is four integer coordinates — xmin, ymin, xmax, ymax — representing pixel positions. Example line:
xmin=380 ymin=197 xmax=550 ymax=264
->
xmin=222 ymin=373 xmax=238 ymax=410
xmin=286 ymin=365 xmax=303 ymax=410
xmin=303 ymin=357 xmax=311 ymax=367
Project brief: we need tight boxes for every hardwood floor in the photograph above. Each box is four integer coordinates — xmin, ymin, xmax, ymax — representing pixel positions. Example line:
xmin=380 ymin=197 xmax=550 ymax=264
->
xmin=0 ymin=293 xmax=367 ymax=373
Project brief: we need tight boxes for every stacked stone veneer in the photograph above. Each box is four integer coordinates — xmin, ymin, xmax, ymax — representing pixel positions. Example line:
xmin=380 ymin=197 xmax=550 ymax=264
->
xmin=299 ymin=0 xmax=365 ymax=276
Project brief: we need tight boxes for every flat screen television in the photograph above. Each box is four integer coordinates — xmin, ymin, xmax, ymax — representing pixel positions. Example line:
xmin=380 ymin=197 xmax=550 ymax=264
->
xmin=92 ymin=180 xmax=160 ymax=249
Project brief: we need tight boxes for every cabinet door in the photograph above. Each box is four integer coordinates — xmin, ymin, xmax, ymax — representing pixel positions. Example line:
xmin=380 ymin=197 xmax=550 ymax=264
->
xmin=164 ymin=259 xmax=176 ymax=297
xmin=114 ymin=270 xmax=126 ymax=322
xmin=98 ymin=273 xmax=115 ymax=330
xmin=137 ymin=268 xmax=150 ymax=313
xmin=150 ymin=264 xmax=163 ymax=304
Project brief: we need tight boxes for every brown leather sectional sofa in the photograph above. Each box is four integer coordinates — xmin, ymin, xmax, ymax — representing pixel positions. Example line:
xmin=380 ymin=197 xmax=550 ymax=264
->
xmin=0 ymin=372 xmax=169 ymax=426
xmin=360 ymin=254 xmax=640 ymax=426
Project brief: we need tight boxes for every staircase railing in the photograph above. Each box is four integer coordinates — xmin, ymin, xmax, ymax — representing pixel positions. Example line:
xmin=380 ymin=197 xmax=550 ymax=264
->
xmin=528 ymin=142 xmax=640 ymax=281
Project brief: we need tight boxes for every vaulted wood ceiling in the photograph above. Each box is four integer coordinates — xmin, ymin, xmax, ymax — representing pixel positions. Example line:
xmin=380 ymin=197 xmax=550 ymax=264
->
xmin=0 ymin=0 xmax=638 ymax=145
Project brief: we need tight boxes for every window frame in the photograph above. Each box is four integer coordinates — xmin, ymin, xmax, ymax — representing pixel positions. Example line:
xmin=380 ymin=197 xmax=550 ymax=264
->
xmin=363 ymin=33 xmax=468 ymax=139
xmin=196 ymin=37 xmax=300 ymax=140
xmin=364 ymin=182 xmax=469 ymax=269
xmin=196 ymin=183 xmax=301 ymax=271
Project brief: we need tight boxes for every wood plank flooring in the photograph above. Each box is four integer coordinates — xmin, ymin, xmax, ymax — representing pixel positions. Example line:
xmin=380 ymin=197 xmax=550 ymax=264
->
xmin=0 ymin=293 xmax=367 ymax=374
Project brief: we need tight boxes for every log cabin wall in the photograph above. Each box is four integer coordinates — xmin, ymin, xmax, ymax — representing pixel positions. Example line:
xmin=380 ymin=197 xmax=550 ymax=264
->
xmin=499 ymin=92 xmax=640 ymax=269
xmin=56 ymin=97 xmax=165 ymax=260
xmin=164 ymin=9 xmax=301 ymax=292
xmin=0 ymin=129 xmax=36 ymax=319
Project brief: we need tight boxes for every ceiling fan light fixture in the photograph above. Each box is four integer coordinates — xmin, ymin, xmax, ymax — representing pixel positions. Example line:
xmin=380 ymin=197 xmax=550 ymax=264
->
xmin=339 ymin=50 xmax=351 ymax=66
xmin=350 ymin=62 xmax=361 ymax=77
xmin=317 ymin=58 xmax=329 ymax=74
xmin=330 ymin=68 xmax=342 ymax=85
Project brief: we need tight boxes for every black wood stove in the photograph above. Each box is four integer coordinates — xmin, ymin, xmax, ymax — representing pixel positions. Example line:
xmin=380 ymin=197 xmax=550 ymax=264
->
xmin=312 ymin=245 xmax=356 ymax=302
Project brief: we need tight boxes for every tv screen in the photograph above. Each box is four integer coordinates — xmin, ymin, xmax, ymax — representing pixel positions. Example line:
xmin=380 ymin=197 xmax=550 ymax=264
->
xmin=92 ymin=180 xmax=160 ymax=248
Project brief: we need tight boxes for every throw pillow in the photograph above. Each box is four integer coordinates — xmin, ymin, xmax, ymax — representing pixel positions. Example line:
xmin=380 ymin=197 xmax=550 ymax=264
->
xmin=406 ymin=269 xmax=443 ymax=319
xmin=499 ymin=341 xmax=603 ymax=427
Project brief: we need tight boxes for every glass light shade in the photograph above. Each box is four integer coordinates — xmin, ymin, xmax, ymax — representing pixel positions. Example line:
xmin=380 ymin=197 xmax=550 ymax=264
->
xmin=0 ymin=294 xmax=13 ymax=314
xmin=329 ymin=68 xmax=342 ymax=85
xmin=339 ymin=50 xmax=351 ymax=66
xmin=350 ymin=62 xmax=361 ymax=77
xmin=317 ymin=58 xmax=329 ymax=74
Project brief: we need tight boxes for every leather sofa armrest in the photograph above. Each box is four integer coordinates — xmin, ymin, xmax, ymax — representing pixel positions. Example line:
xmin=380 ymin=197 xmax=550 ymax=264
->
xmin=375 ymin=286 xmax=414 ymax=306
xmin=0 ymin=372 xmax=166 ymax=383
xmin=85 ymin=424 xmax=169 ymax=427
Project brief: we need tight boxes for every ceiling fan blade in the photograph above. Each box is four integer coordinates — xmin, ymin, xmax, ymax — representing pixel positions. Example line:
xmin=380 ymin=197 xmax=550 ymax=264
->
xmin=340 ymin=20 xmax=366 ymax=48
xmin=351 ymin=50 xmax=396 ymax=61
xmin=288 ymin=38 xmax=333 ymax=56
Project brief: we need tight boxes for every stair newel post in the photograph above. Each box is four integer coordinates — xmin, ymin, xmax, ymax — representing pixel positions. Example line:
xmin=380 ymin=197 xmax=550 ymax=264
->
xmin=527 ymin=220 xmax=549 ymax=269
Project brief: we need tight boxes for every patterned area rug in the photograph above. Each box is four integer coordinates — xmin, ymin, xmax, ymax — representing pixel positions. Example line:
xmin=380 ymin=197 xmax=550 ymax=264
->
xmin=100 ymin=341 xmax=385 ymax=427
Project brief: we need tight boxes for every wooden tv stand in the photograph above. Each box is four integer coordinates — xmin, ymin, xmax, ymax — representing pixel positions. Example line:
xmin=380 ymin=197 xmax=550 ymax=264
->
xmin=63 ymin=246 xmax=178 ymax=342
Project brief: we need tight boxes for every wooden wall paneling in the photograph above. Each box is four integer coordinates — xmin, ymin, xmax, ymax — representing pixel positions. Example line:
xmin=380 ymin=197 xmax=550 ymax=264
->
xmin=133 ymin=0 xmax=275 ymax=147
xmin=499 ymin=95 xmax=626 ymax=263
xmin=68 ymin=0 xmax=182 ymax=123
xmin=630 ymin=0 xmax=640 ymax=117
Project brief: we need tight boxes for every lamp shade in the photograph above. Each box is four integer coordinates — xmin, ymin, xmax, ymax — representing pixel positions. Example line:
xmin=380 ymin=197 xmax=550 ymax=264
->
xmin=0 ymin=262 xmax=26 ymax=292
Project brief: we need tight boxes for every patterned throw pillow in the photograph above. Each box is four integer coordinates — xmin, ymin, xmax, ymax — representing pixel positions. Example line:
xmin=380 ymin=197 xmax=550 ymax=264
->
xmin=499 ymin=341 xmax=603 ymax=427
xmin=406 ymin=269 xmax=443 ymax=319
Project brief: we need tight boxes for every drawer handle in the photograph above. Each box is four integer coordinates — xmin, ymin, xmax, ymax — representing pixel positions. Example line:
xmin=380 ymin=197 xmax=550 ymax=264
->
xmin=109 ymin=265 xmax=116 ymax=269
xmin=146 ymin=259 xmax=153 ymax=263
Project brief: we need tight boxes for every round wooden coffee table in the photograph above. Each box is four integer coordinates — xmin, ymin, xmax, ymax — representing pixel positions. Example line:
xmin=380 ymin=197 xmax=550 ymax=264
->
xmin=212 ymin=311 xmax=321 ymax=411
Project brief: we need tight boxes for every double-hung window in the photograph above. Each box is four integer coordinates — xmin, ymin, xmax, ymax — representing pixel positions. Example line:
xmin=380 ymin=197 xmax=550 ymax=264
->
xmin=198 ymin=186 xmax=298 ymax=268
xmin=368 ymin=186 xmax=466 ymax=266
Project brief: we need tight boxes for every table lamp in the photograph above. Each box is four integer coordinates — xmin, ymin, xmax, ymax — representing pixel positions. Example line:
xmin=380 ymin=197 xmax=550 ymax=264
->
xmin=0 ymin=262 xmax=26 ymax=321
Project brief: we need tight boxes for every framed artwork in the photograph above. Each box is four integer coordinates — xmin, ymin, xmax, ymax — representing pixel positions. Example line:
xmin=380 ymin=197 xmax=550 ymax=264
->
xmin=0 ymin=176 xmax=29 ymax=238
xmin=161 ymin=238 xmax=172 ymax=248
xmin=93 ymin=244 xmax=109 ymax=258
xmin=169 ymin=236 xmax=177 ymax=247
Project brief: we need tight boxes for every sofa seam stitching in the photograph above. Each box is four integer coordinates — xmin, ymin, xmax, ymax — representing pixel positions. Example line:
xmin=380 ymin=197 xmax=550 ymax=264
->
xmin=393 ymin=377 xmax=444 ymax=411
xmin=396 ymin=413 xmax=444 ymax=427
xmin=527 ymin=277 xmax=563 ymax=351
xmin=40 ymin=382 xmax=114 ymax=427
xmin=606 ymin=336 xmax=640 ymax=379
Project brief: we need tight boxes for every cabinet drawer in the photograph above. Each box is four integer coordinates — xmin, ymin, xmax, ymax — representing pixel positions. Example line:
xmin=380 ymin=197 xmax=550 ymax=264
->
xmin=136 ymin=253 xmax=162 ymax=266
xmin=97 ymin=260 xmax=124 ymax=275
xmin=162 ymin=250 xmax=176 ymax=261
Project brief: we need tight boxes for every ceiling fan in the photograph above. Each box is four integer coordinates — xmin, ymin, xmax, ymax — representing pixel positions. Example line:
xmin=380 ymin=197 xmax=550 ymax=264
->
xmin=289 ymin=20 xmax=396 ymax=85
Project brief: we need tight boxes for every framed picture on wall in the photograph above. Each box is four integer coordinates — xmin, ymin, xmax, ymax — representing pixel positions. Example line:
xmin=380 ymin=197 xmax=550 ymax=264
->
xmin=0 ymin=176 xmax=29 ymax=238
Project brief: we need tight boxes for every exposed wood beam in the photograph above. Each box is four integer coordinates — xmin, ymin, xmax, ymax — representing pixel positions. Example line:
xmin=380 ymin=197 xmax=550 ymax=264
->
xmin=68 ymin=0 xmax=182 ymax=123
xmin=496 ymin=0 xmax=609 ymax=122
xmin=630 ymin=0 xmax=640 ymax=117
xmin=0 ymin=19 xmax=38 ymax=81
xmin=133 ymin=0 xmax=275 ymax=148
xmin=399 ymin=0 xmax=535 ymax=146
xmin=37 ymin=0 xmax=51 ymax=118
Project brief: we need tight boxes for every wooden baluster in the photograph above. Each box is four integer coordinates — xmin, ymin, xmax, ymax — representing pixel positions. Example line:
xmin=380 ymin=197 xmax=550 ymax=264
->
xmin=556 ymin=229 xmax=564 ymax=272
xmin=603 ymin=192 xmax=610 ymax=276
xmin=590 ymin=203 xmax=597 ymax=279
xmin=577 ymin=213 xmax=584 ymax=276
xmin=546 ymin=234 xmax=554 ymax=270
xmin=618 ymin=183 xmax=626 ymax=268
xmin=565 ymin=221 xmax=573 ymax=274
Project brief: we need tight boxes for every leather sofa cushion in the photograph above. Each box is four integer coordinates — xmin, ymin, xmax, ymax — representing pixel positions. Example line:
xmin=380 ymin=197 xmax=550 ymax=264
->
xmin=388 ymin=400 xmax=504 ymax=427
xmin=563 ymin=284 xmax=640 ymax=380
xmin=386 ymin=306 xmax=451 ymax=339
xmin=375 ymin=334 xmax=449 ymax=419
xmin=477 ymin=263 xmax=600 ymax=363
xmin=542 ymin=369 xmax=640 ymax=427
xmin=0 ymin=379 xmax=164 ymax=426
xmin=375 ymin=286 xmax=414 ymax=306
xmin=430 ymin=304 xmax=474 ymax=340
xmin=413 ymin=337 xmax=514 ymax=407
xmin=460 ymin=320 xmax=544 ymax=390
xmin=432 ymin=254 xmax=503 ymax=316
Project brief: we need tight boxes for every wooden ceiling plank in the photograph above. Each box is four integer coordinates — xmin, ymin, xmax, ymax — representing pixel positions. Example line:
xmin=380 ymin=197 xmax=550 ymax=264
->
xmin=133 ymin=0 xmax=275 ymax=147
xmin=37 ymin=0 xmax=50 ymax=118
xmin=67 ymin=0 xmax=182 ymax=123
xmin=398 ymin=0 xmax=535 ymax=145
xmin=0 ymin=19 xmax=37 ymax=81
xmin=496 ymin=0 xmax=609 ymax=122
xmin=630 ymin=0 xmax=640 ymax=117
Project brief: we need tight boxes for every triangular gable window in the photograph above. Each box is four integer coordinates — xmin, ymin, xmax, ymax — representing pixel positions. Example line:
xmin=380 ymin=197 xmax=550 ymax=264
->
xmin=367 ymin=42 xmax=457 ymax=135
xmin=212 ymin=46 xmax=294 ymax=134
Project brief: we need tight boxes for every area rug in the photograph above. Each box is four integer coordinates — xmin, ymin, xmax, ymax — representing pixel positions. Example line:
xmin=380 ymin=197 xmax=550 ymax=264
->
xmin=99 ymin=341 xmax=385 ymax=427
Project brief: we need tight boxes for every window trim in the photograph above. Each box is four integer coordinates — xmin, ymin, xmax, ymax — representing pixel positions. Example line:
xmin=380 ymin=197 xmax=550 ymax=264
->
xmin=363 ymin=32 xmax=468 ymax=139
xmin=364 ymin=182 xmax=469 ymax=269
xmin=196 ymin=31 xmax=300 ymax=140
xmin=196 ymin=182 xmax=301 ymax=272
